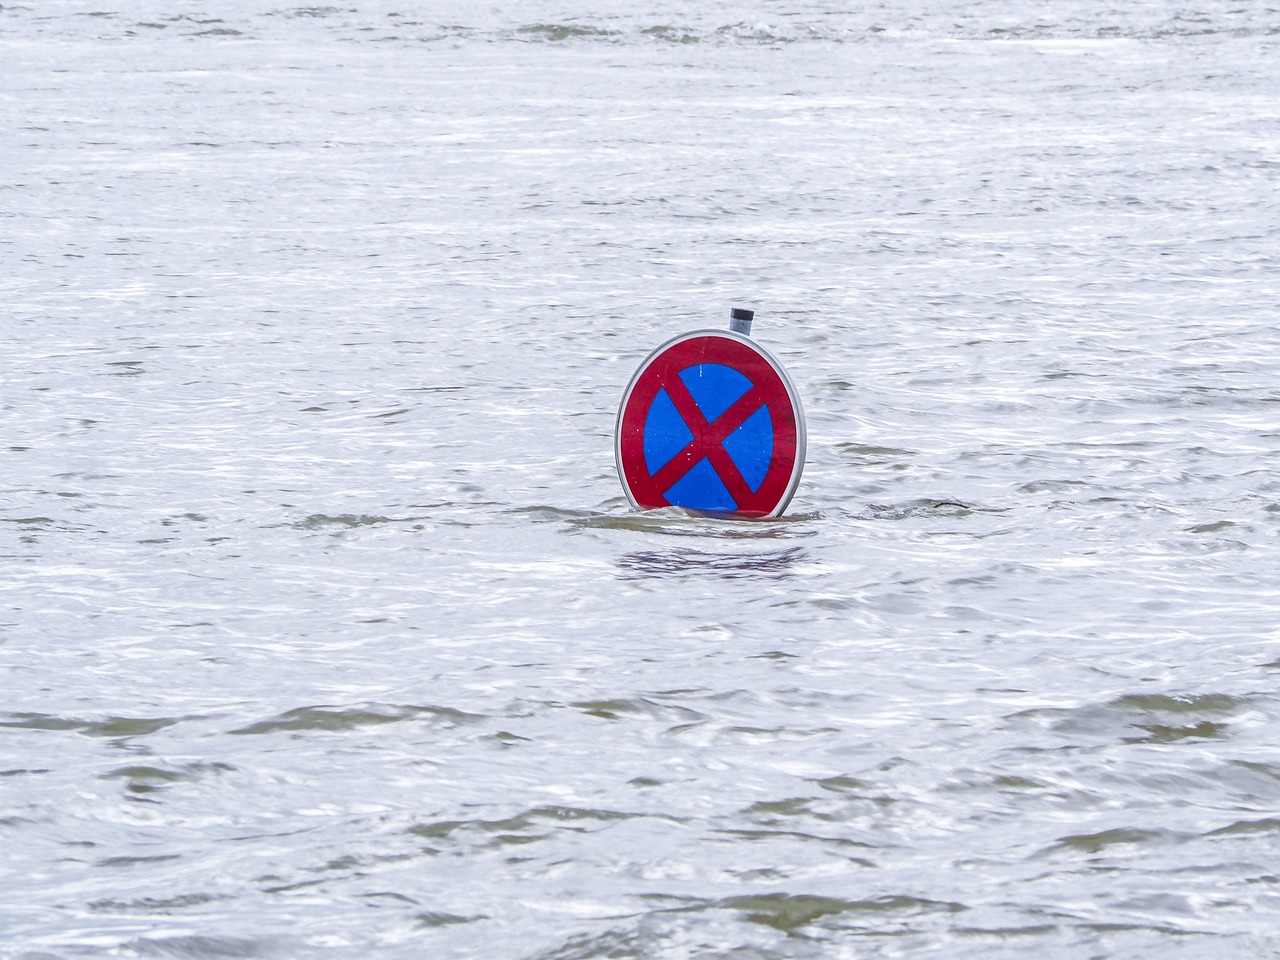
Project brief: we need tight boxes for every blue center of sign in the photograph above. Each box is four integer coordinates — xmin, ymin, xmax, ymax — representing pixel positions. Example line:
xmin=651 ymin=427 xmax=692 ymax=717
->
xmin=642 ymin=363 xmax=774 ymax=511
xmin=679 ymin=363 xmax=749 ymax=423
xmin=642 ymin=389 xmax=692 ymax=474
xmin=723 ymin=405 xmax=772 ymax=491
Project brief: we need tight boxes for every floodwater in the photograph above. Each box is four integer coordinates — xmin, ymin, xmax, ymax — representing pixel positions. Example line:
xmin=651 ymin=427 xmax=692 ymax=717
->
xmin=3 ymin=2 xmax=1279 ymax=957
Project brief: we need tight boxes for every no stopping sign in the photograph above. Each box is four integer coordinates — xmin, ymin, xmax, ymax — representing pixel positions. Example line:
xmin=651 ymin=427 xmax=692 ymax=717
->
xmin=615 ymin=330 xmax=805 ymax=518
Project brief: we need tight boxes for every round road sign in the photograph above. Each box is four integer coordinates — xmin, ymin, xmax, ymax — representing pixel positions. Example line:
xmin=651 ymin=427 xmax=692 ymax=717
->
xmin=615 ymin=329 xmax=805 ymax=518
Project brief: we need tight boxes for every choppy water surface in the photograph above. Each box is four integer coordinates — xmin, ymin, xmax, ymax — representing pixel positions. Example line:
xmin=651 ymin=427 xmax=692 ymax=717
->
xmin=3 ymin=2 xmax=1280 ymax=957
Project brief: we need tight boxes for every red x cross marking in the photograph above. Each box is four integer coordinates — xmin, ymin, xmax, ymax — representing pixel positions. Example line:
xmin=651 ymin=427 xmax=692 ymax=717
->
xmin=648 ymin=372 xmax=767 ymax=505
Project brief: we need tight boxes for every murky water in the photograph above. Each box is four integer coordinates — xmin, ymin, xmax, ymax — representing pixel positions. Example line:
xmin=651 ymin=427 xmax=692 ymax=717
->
xmin=3 ymin=2 xmax=1280 ymax=957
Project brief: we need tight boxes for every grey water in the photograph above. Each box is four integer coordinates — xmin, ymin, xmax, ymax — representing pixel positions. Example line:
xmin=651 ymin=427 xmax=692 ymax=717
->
xmin=3 ymin=2 xmax=1279 ymax=957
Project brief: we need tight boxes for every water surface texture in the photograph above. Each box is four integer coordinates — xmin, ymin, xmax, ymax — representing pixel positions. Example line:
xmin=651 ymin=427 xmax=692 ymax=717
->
xmin=3 ymin=2 xmax=1279 ymax=957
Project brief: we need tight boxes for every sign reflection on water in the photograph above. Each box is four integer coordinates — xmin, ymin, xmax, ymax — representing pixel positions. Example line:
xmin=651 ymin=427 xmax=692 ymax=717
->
xmin=616 ymin=545 xmax=806 ymax=581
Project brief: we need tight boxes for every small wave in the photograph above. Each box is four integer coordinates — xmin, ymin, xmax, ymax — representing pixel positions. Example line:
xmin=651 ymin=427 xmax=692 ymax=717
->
xmin=99 ymin=762 xmax=234 ymax=797
xmin=228 ymin=703 xmax=484 ymax=736
xmin=504 ymin=504 xmax=603 ymax=524
xmin=288 ymin=513 xmax=423 ymax=530
xmin=0 ymin=712 xmax=184 ymax=739
xmin=88 ymin=892 xmax=231 ymax=913
xmin=858 ymin=498 xmax=984 ymax=520
xmin=1010 ymin=691 xmax=1250 ymax=746
xmin=277 ymin=6 xmax=345 ymax=18
xmin=718 ymin=892 xmax=965 ymax=931
xmin=1205 ymin=817 xmax=1280 ymax=838
xmin=113 ymin=934 xmax=278 ymax=958
xmin=405 ymin=805 xmax=670 ymax=854
xmin=569 ymin=696 xmax=706 ymax=724
xmin=516 ymin=23 xmax=621 ymax=43
xmin=1046 ymin=826 xmax=1188 ymax=855
xmin=416 ymin=910 xmax=484 ymax=928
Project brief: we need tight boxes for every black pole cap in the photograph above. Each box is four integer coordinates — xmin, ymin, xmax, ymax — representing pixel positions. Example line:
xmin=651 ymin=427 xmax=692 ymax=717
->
xmin=729 ymin=306 xmax=755 ymax=336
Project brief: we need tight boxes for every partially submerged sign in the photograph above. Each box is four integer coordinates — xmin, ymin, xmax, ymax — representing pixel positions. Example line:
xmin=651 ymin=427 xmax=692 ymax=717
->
xmin=615 ymin=311 xmax=805 ymax=518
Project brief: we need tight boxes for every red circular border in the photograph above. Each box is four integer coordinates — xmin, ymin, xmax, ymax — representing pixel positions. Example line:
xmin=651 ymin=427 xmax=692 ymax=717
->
xmin=615 ymin=331 xmax=805 ymax=517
